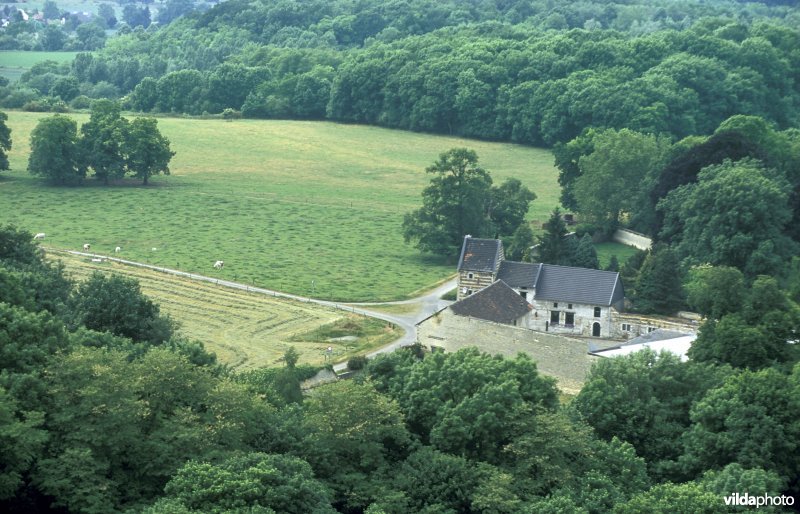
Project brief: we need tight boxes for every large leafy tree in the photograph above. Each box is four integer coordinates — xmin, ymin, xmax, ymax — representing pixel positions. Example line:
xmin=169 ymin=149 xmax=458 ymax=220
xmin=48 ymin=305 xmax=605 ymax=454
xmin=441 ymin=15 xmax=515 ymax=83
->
xmin=572 ymin=350 xmax=732 ymax=481
xmin=300 ymin=380 xmax=412 ymax=511
xmin=685 ymin=265 xmax=745 ymax=320
xmin=688 ymin=276 xmax=800 ymax=370
xmin=681 ymin=366 xmax=800 ymax=482
xmin=125 ymin=117 xmax=174 ymax=185
xmin=81 ymin=100 xmax=129 ymax=185
xmin=658 ymin=158 xmax=797 ymax=277
xmin=27 ymin=115 xmax=84 ymax=185
xmin=68 ymin=272 xmax=174 ymax=344
xmin=0 ymin=112 xmax=11 ymax=172
xmin=488 ymin=177 xmax=536 ymax=239
xmin=402 ymin=148 xmax=493 ymax=257
xmin=573 ymin=128 xmax=671 ymax=231
xmin=149 ymin=453 xmax=335 ymax=513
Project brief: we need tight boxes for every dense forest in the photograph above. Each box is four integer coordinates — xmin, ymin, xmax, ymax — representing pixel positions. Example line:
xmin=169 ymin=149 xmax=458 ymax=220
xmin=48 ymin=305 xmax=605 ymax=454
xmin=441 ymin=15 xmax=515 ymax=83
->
xmin=1 ymin=0 xmax=799 ymax=146
xmin=1 ymin=224 xmax=798 ymax=513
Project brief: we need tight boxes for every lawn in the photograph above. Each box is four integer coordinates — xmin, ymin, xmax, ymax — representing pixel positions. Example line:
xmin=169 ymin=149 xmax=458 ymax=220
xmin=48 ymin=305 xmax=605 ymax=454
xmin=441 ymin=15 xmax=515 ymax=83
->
xmin=1 ymin=111 xmax=560 ymax=301
xmin=594 ymin=242 xmax=641 ymax=268
xmin=50 ymin=250 xmax=395 ymax=370
xmin=0 ymin=51 xmax=81 ymax=82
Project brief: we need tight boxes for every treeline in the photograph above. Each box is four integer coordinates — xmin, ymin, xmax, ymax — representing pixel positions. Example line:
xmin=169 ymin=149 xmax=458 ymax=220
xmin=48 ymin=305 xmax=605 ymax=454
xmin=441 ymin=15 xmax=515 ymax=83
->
xmin=1 ymin=223 xmax=798 ymax=512
xmin=1 ymin=0 xmax=798 ymax=145
xmin=543 ymin=114 xmax=800 ymax=315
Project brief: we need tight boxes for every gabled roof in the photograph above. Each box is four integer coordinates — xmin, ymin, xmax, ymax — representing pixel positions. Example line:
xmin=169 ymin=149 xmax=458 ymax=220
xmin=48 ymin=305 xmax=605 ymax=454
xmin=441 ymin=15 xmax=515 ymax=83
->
xmin=534 ymin=264 xmax=623 ymax=306
xmin=450 ymin=280 xmax=532 ymax=324
xmin=496 ymin=261 xmax=541 ymax=289
xmin=457 ymin=236 xmax=503 ymax=273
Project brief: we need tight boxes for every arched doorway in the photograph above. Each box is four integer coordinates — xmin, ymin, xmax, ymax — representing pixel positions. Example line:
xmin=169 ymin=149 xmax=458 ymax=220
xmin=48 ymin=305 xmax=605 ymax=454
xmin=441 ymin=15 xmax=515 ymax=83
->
xmin=592 ymin=322 xmax=601 ymax=337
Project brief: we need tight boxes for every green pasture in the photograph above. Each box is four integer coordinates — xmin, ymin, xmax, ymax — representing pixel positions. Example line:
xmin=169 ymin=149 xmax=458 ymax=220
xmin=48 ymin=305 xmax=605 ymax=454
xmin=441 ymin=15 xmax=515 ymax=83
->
xmin=0 ymin=51 xmax=80 ymax=82
xmin=1 ymin=111 xmax=560 ymax=301
xmin=594 ymin=242 xmax=641 ymax=268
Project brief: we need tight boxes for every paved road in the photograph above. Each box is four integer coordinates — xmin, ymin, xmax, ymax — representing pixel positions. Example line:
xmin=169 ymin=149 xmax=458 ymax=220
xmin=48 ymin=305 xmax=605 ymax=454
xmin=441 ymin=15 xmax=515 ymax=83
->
xmin=55 ymin=249 xmax=455 ymax=370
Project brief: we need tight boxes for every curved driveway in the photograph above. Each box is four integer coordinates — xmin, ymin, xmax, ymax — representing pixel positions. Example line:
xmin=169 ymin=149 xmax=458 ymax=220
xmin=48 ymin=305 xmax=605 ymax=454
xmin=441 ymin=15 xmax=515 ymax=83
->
xmin=58 ymin=249 xmax=455 ymax=370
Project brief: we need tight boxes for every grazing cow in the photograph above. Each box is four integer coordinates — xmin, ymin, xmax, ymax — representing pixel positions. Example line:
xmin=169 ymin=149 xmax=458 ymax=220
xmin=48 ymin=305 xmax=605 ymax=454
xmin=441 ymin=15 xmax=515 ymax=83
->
xmin=33 ymin=233 xmax=45 ymax=240
xmin=115 ymin=247 xmax=121 ymax=253
xmin=213 ymin=260 xmax=224 ymax=269
xmin=83 ymin=243 xmax=91 ymax=251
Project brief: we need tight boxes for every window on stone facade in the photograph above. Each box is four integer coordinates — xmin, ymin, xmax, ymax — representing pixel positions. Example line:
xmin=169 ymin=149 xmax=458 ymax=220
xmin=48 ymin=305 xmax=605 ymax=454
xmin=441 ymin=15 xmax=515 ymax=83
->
xmin=621 ymin=323 xmax=631 ymax=331
xmin=553 ymin=302 xmax=558 ymax=308
xmin=594 ymin=307 xmax=601 ymax=317
xmin=550 ymin=311 xmax=560 ymax=324
xmin=520 ymin=291 xmax=527 ymax=300
xmin=468 ymin=273 xmax=474 ymax=279
xmin=565 ymin=312 xmax=575 ymax=327
xmin=568 ymin=303 xmax=573 ymax=309
xmin=648 ymin=326 xmax=657 ymax=333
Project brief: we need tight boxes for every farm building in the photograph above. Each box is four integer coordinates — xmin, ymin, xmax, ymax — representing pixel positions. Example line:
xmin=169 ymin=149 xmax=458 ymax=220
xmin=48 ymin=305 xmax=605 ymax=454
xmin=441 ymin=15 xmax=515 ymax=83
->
xmin=456 ymin=235 xmax=624 ymax=338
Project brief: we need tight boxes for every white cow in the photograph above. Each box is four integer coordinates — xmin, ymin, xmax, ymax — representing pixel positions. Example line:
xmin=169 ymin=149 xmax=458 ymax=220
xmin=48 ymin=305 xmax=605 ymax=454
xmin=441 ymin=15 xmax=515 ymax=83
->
xmin=33 ymin=233 xmax=45 ymax=240
xmin=83 ymin=243 xmax=91 ymax=251
xmin=213 ymin=260 xmax=224 ymax=269
xmin=115 ymin=246 xmax=122 ymax=253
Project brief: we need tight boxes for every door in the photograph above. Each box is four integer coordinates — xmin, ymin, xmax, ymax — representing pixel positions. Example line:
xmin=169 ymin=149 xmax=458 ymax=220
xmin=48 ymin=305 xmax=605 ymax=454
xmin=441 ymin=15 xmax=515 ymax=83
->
xmin=592 ymin=322 xmax=601 ymax=337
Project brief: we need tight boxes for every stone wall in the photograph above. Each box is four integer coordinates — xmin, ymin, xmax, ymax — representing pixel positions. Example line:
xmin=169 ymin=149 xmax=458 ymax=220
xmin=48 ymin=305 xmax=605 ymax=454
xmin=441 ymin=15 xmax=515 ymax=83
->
xmin=457 ymin=270 xmax=495 ymax=300
xmin=526 ymin=300 xmax=617 ymax=338
xmin=417 ymin=309 xmax=597 ymax=393
xmin=612 ymin=312 xmax=700 ymax=339
xmin=612 ymin=228 xmax=652 ymax=250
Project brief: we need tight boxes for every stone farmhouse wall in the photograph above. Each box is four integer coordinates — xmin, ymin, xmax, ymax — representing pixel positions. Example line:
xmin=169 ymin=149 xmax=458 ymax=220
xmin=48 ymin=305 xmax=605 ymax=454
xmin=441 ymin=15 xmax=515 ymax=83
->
xmin=417 ymin=309 xmax=597 ymax=393
xmin=612 ymin=228 xmax=652 ymax=250
xmin=457 ymin=270 xmax=495 ymax=300
xmin=525 ymin=300 xmax=617 ymax=338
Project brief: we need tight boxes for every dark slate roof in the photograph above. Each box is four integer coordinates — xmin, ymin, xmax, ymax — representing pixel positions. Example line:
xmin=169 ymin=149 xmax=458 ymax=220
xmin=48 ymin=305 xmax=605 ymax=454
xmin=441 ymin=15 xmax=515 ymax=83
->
xmin=534 ymin=264 xmax=623 ymax=306
xmin=457 ymin=236 xmax=503 ymax=273
xmin=496 ymin=261 xmax=541 ymax=289
xmin=450 ymin=280 xmax=532 ymax=324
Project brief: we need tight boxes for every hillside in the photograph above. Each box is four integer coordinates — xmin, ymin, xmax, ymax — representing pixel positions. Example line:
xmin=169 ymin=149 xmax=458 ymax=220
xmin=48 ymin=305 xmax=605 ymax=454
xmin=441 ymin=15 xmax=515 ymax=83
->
xmin=1 ymin=111 xmax=558 ymax=301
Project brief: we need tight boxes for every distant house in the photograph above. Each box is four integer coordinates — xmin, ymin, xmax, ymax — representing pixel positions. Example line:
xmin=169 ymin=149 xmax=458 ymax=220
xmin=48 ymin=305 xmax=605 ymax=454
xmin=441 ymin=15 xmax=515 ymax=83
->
xmin=456 ymin=235 xmax=624 ymax=338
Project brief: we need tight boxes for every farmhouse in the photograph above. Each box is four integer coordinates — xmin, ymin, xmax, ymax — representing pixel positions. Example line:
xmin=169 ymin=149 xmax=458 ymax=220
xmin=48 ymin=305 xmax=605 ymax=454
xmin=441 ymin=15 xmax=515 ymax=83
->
xmin=456 ymin=235 xmax=624 ymax=338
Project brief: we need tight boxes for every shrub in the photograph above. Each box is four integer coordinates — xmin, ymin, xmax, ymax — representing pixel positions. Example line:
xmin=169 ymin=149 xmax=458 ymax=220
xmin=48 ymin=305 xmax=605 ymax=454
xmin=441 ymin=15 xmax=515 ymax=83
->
xmin=347 ymin=355 xmax=368 ymax=371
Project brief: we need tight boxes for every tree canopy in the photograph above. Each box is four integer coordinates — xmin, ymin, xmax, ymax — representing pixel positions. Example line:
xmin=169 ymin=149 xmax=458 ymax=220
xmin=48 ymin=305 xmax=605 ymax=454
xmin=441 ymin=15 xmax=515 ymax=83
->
xmin=403 ymin=148 xmax=535 ymax=258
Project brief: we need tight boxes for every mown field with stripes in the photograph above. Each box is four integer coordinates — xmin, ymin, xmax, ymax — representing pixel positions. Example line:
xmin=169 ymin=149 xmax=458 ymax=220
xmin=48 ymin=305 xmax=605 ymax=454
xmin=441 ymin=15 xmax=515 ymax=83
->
xmin=52 ymin=251 xmax=400 ymax=370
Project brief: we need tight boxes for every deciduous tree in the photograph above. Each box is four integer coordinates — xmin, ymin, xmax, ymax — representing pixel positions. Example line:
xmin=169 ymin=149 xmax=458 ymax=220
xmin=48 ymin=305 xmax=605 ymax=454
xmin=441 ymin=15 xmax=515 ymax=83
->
xmin=402 ymin=148 xmax=493 ymax=257
xmin=125 ymin=117 xmax=174 ymax=185
xmin=0 ymin=111 xmax=10 ymax=172
xmin=27 ymin=115 xmax=84 ymax=185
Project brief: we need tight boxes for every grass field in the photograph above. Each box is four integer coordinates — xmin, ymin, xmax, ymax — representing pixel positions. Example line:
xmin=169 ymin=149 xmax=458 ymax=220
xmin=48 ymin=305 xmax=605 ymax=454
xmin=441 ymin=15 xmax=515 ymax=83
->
xmin=594 ymin=242 xmax=641 ymax=268
xmin=50 ymin=251 xmax=398 ymax=369
xmin=1 ymin=111 xmax=560 ymax=301
xmin=0 ymin=51 xmax=81 ymax=82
